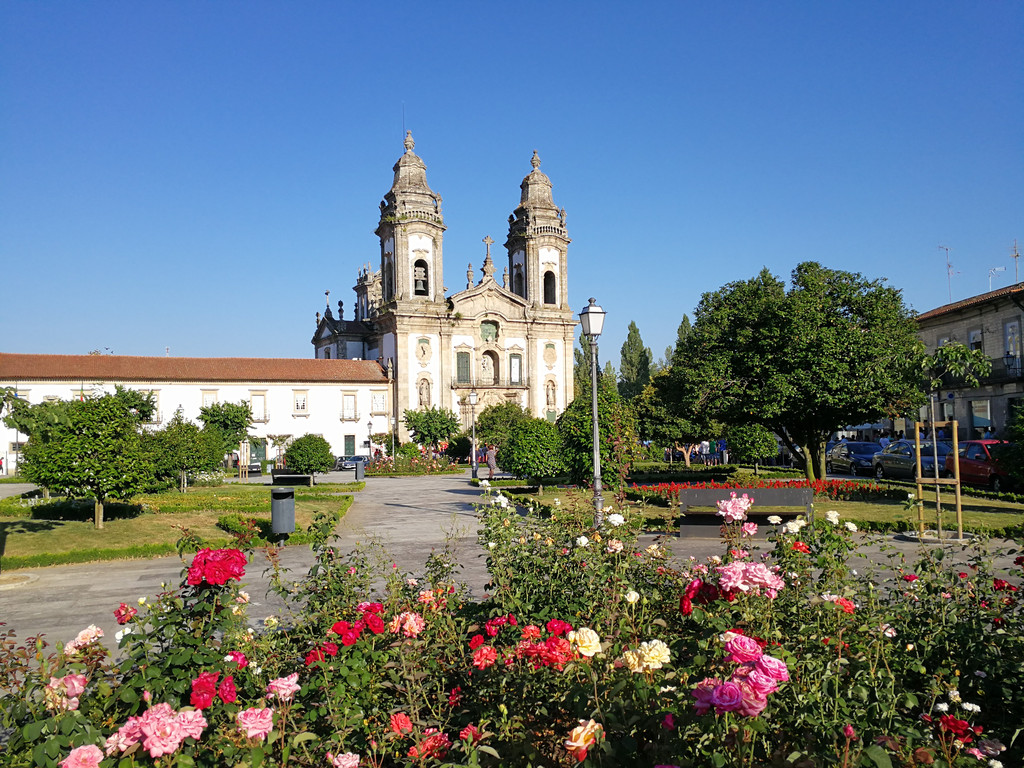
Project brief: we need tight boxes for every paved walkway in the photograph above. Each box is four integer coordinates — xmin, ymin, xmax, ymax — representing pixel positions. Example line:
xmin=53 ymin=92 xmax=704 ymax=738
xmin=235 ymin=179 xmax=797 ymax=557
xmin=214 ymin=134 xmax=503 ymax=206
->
xmin=0 ymin=472 xmax=1019 ymax=652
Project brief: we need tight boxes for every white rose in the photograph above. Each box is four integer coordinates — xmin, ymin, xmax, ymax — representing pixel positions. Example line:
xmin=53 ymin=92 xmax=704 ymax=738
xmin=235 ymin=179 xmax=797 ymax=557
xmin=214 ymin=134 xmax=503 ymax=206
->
xmin=576 ymin=536 xmax=589 ymax=548
xmin=825 ymin=510 xmax=840 ymax=525
xmin=767 ymin=515 xmax=782 ymax=525
xmin=844 ymin=521 xmax=858 ymax=532
xmin=624 ymin=590 xmax=639 ymax=604
xmin=606 ymin=513 xmax=625 ymax=527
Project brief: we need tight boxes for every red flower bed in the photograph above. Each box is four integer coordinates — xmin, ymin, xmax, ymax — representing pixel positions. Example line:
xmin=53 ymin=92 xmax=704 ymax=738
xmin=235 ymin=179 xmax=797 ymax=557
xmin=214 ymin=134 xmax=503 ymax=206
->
xmin=632 ymin=479 xmax=901 ymax=503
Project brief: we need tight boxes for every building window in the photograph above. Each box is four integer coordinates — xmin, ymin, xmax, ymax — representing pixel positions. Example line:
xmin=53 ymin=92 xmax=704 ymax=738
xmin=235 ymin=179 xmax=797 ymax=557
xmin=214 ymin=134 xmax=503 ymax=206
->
xmin=509 ymin=354 xmax=522 ymax=385
xmin=293 ymin=390 xmax=308 ymax=415
xmin=250 ymin=393 xmax=267 ymax=422
xmin=456 ymin=351 xmax=471 ymax=384
xmin=413 ymin=260 xmax=429 ymax=296
xmin=968 ymin=328 xmax=983 ymax=352
xmin=1005 ymin=319 xmax=1021 ymax=357
xmin=323 ymin=347 xmax=331 ymax=359
xmin=481 ymin=321 xmax=498 ymax=342
xmin=543 ymin=271 xmax=557 ymax=304
xmin=201 ymin=390 xmax=218 ymax=408
xmin=513 ymin=265 xmax=525 ymax=297
xmin=371 ymin=391 xmax=387 ymax=415
xmin=341 ymin=393 xmax=358 ymax=421
xmin=937 ymin=335 xmax=950 ymax=348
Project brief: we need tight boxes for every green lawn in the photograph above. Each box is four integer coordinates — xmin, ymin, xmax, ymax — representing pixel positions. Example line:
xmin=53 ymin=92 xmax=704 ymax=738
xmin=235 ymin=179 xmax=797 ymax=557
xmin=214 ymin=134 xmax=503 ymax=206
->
xmin=0 ymin=483 xmax=361 ymax=569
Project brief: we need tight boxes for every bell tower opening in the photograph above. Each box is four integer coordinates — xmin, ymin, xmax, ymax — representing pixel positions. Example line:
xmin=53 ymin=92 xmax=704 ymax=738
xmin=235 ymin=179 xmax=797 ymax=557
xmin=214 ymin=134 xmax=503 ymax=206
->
xmin=413 ymin=260 xmax=429 ymax=296
xmin=543 ymin=271 xmax=557 ymax=305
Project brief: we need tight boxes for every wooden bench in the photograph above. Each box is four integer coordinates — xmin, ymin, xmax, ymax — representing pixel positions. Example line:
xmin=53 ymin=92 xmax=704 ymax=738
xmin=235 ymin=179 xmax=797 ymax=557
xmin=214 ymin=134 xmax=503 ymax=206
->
xmin=677 ymin=486 xmax=814 ymax=538
xmin=270 ymin=468 xmax=313 ymax=486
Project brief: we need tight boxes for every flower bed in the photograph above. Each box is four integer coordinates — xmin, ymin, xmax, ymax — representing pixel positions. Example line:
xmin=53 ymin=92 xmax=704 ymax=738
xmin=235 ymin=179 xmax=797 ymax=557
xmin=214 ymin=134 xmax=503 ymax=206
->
xmin=632 ymin=478 xmax=910 ymax=504
xmin=365 ymin=455 xmax=463 ymax=476
xmin=2 ymin=491 xmax=1021 ymax=767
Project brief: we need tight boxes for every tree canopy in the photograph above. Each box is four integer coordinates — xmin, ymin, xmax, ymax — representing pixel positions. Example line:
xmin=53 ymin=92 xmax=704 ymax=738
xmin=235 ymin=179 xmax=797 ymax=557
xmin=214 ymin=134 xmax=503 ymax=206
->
xmin=498 ymin=417 xmax=566 ymax=480
xmin=403 ymin=407 xmax=461 ymax=449
xmin=198 ymin=401 xmax=254 ymax=456
xmin=474 ymin=402 xmax=531 ymax=449
xmin=666 ymin=262 xmax=924 ymax=479
xmin=618 ymin=320 xmax=652 ymax=401
xmin=285 ymin=434 xmax=335 ymax=482
xmin=146 ymin=410 xmax=223 ymax=491
xmin=19 ymin=394 xmax=154 ymax=527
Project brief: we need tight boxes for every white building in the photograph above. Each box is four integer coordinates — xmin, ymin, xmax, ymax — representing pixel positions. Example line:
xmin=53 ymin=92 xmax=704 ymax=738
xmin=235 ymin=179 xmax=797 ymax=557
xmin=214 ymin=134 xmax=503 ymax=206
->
xmin=0 ymin=353 xmax=393 ymax=472
xmin=311 ymin=134 xmax=578 ymax=439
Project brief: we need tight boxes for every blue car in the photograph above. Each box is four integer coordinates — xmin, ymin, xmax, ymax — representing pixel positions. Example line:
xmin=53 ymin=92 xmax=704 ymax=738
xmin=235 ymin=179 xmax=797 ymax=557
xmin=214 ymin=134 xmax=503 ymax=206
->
xmin=826 ymin=442 xmax=880 ymax=476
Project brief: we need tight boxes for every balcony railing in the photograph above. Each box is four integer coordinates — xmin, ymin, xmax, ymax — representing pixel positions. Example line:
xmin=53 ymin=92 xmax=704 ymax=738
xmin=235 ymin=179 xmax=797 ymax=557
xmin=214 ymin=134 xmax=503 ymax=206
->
xmin=252 ymin=411 xmax=270 ymax=423
xmin=339 ymin=410 xmax=361 ymax=421
xmin=451 ymin=377 xmax=529 ymax=390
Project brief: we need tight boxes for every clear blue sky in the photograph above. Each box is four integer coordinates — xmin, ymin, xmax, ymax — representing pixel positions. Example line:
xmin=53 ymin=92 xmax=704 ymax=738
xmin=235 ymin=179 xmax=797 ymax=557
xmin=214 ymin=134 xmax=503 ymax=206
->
xmin=2 ymin=1 xmax=1021 ymax=366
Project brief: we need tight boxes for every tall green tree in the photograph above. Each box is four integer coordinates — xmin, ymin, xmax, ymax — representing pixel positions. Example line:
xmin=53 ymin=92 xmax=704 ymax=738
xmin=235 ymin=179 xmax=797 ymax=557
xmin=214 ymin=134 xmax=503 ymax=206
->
xmin=574 ymin=332 xmax=617 ymax=397
xmin=198 ymin=401 xmax=254 ymax=457
xmin=499 ymin=417 xmax=567 ymax=480
xmin=403 ymin=406 xmax=461 ymax=449
xmin=618 ymin=321 xmax=652 ymax=401
xmin=475 ymin=402 xmax=531 ymax=449
xmin=633 ymin=369 xmax=708 ymax=466
xmin=147 ymin=410 xmax=223 ymax=491
xmin=668 ymin=262 xmax=924 ymax=480
xmin=19 ymin=395 xmax=154 ymax=527
xmin=557 ymin=369 xmax=638 ymax=490
xmin=672 ymin=314 xmax=692 ymax=361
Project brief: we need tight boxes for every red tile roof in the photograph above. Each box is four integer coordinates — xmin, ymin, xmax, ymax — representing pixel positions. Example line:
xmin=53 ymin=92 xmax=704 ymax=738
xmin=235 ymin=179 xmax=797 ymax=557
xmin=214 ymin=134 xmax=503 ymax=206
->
xmin=916 ymin=282 xmax=1024 ymax=322
xmin=0 ymin=354 xmax=388 ymax=384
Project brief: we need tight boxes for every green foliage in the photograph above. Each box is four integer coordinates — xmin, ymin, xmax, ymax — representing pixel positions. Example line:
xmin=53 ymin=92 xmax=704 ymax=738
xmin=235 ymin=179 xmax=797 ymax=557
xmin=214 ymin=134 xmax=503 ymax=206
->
xmin=444 ymin=432 xmax=471 ymax=460
xmin=557 ymin=371 xmax=638 ymax=490
xmin=573 ymin=332 xmax=617 ymax=397
xmin=284 ymin=434 xmax=335 ymax=477
xmin=112 ymin=385 xmax=157 ymax=423
xmin=146 ymin=410 xmax=223 ymax=491
xmin=727 ymin=423 xmax=779 ymax=464
xmin=197 ymin=400 xmax=254 ymax=455
xmin=474 ymin=401 xmax=530 ymax=448
xmin=403 ymin=406 xmax=460 ymax=449
xmin=2 ymin=396 xmax=71 ymax=441
xmin=397 ymin=441 xmax=423 ymax=459
xmin=618 ymin=320 xmax=652 ymax=401
xmin=921 ymin=341 xmax=992 ymax=391
xmin=19 ymin=394 xmax=154 ymax=525
xmin=497 ymin=417 xmax=566 ymax=479
xmin=667 ymin=262 xmax=924 ymax=481
xmin=633 ymin=369 xmax=707 ymax=451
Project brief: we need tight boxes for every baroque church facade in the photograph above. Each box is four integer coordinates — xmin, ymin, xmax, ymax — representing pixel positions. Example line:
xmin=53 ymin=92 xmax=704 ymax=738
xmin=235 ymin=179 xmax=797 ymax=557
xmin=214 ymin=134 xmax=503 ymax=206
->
xmin=311 ymin=132 xmax=577 ymax=440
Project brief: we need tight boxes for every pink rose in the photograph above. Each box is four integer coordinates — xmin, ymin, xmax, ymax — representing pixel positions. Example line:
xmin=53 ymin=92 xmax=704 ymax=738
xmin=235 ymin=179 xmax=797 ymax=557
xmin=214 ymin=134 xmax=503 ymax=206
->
xmin=237 ymin=707 xmax=274 ymax=740
xmin=226 ymin=650 xmax=248 ymax=668
xmin=724 ymin=634 xmax=763 ymax=664
xmin=734 ymin=680 xmax=768 ymax=717
xmin=329 ymin=753 xmax=361 ymax=768
xmin=218 ymin=675 xmax=237 ymax=704
xmin=60 ymin=744 xmax=103 ymax=768
xmin=736 ymin=666 xmax=777 ymax=696
xmin=692 ymin=677 xmax=719 ymax=715
xmin=140 ymin=703 xmax=185 ymax=758
xmin=104 ymin=717 xmax=143 ymax=755
xmin=741 ymin=522 xmax=758 ymax=538
xmin=177 ymin=709 xmax=208 ymax=740
xmin=186 ymin=548 xmax=247 ymax=586
xmin=710 ymin=681 xmax=744 ymax=713
xmin=266 ymin=673 xmax=301 ymax=703
xmin=755 ymin=654 xmax=790 ymax=682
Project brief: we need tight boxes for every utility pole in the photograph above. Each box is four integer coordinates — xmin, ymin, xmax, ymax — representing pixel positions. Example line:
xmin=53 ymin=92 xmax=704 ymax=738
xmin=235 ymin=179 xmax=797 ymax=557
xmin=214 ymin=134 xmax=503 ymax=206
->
xmin=939 ymin=245 xmax=954 ymax=302
xmin=1013 ymin=240 xmax=1020 ymax=283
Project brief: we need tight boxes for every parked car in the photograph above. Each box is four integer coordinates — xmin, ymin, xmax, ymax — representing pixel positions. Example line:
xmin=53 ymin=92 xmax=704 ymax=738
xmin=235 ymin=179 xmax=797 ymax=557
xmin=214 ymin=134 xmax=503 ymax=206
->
xmin=826 ymin=441 xmax=880 ymax=476
xmin=946 ymin=440 xmax=1013 ymax=492
xmin=872 ymin=439 xmax=953 ymax=480
xmin=335 ymin=455 xmax=369 ymax=471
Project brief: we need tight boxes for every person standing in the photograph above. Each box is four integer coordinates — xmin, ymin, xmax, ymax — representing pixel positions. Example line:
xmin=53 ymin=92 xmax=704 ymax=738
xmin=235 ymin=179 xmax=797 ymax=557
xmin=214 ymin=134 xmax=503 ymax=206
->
xmin=485 ymin=444 xmax=498 ymax=479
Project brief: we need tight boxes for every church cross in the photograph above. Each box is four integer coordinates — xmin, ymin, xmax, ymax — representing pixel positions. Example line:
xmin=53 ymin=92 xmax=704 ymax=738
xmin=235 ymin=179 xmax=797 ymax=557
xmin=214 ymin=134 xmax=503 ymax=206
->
xmin=483 ymin=236 xmax=493 ymax=259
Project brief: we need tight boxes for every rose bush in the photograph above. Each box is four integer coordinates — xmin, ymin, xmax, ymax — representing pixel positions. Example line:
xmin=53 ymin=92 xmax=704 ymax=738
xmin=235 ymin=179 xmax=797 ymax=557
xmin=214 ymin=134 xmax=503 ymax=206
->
xmin=0 ymin=488 xmax=1020 ymax=767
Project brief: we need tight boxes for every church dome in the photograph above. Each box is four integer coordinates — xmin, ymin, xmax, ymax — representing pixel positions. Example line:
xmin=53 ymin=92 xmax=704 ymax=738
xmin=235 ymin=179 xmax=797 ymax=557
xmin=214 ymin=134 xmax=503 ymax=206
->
xmin=518 ymin=150 xmax=557 ymax=210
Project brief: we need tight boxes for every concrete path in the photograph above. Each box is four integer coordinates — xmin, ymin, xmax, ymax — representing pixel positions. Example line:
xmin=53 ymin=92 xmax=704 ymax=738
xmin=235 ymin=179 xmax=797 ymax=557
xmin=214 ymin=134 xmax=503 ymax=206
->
xmin=0 ymin=472 xmax=1019 ymax=655
xmin=0 ymin=472 xmax=490 ymax=651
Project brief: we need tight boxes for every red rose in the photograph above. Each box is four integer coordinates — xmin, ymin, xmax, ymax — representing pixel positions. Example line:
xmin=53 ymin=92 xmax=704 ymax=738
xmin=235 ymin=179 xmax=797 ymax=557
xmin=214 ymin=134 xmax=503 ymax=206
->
xmin=190 ymin=671 xmax=219 ymax=709
xmin=468 ymin=634 xmax=485 ymax=650
xmin=218 ymin=674 xmax=237 ymax=704
xmin=186 ymin=548 xmax=247 ymax=586
xmin=902 ymin=574 xmax=919 ymax=582
xmin=792 ymin=541 xmax=810 ymax=554
xmin=364 ymin=612 xmax=385 ymax=634
xmin=114 ymin=602 xmax=138 ymax=625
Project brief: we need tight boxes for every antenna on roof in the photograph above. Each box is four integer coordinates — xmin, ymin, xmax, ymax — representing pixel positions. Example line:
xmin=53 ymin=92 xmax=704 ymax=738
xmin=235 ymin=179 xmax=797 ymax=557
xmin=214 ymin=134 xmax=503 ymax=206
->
xmin=939 ymin=245 xmax=957 ymax=302
xmin=989 ymin=266 xmax=1006 ymax=291
xmin=1013 ymin=240 xmax=1020 ymax=283
xmin=165 ymin=347 xmax=170 ymax=357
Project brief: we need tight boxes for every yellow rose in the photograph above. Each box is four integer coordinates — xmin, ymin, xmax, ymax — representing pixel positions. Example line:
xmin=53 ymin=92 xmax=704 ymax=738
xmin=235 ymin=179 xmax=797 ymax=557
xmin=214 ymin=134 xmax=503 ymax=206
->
xmin=623 ymin=649 xmax=644 ymax=673
xmin=567 ymin=627 xmax=602 ymax=657
xmin=637 ymin=639 xmax=671 ymax=670
xmin=565 ymin=719 xmax=602 ymax=761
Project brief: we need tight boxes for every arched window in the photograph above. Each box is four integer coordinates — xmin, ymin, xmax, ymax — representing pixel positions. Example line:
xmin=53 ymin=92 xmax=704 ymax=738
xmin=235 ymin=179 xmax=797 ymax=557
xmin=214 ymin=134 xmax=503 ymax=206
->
xmin=413 ymin=260 xmax=429 ymax=296
xmin=482 ymin=351 xmax=499 ymax=385
xmin=323 ymin=347 xmax=331 ymax=359
xmin=543 ymin=271 xmax=557 ymax=305
xmin=513 ymin=266 xmax=525 ymax=297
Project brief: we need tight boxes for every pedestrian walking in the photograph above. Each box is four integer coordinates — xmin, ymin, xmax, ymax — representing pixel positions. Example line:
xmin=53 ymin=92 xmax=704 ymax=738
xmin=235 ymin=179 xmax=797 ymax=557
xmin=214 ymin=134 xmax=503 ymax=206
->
xmin=485 ymin=444 xmax=498 ymax=480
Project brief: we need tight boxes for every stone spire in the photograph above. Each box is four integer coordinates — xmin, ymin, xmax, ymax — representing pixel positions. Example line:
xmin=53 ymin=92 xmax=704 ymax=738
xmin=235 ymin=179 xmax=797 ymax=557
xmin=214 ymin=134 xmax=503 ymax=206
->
xmin=518 ymin=150 xmax=556 ymax=210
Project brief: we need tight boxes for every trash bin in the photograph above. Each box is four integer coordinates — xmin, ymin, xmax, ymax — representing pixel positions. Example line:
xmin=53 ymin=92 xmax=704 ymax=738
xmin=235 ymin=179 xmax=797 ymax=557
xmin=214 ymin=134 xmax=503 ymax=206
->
xmin=270 ymin=487 xmax=295 ymax=536
xmin=355 ymin=461 xmax=365 ymax=481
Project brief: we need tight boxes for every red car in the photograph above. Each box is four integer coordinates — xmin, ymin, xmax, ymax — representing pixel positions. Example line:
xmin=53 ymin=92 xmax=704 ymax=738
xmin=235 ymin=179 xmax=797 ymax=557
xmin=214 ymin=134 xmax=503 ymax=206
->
xmin=945 ymin=440 xmax=1013 ymax=492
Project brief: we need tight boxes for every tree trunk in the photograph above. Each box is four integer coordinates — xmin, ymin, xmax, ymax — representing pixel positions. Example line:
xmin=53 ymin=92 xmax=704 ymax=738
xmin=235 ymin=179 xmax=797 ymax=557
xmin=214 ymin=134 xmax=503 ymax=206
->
xmin=94 ymin=498 xmax=104 ymax=529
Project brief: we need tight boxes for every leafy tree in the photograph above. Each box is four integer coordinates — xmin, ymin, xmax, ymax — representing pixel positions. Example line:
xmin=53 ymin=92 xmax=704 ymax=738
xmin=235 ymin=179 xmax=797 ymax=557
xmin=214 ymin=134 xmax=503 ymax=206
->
xmin=499 ymin=417 xmax=566 ymax=480
xmin=403 ymin=406 xmax=461 ymax=449
xmin=198 ymin=401 xmax=254 ymax=457
xmin=475 ymin=402 xmax=531 ymax=448
xmin=445 ymin=433 xmax=472 ymax=461
xmin=667 ymin=262 xmax=924 ymax=480
xmin=284 ymin=434 xmax=335 ymax=484
xmin=19 ymin=395 xmax=154 ymax=528
xmin=112 ymin=385 xmax=157 ymax=423
xmin=557 ymin=370 xmax=638 ymax=490
xmin=633 ymin=370 xmax=708 ymax=466
xmin=618 ymin=321 xmax=652 ymax=401
xmin=147 ymin=410 xmax=223 ymax=492
xmin=727 ymin=424 xmax=779 ymax=468
xmin=673 ymin=314 xmax=692 ymax=361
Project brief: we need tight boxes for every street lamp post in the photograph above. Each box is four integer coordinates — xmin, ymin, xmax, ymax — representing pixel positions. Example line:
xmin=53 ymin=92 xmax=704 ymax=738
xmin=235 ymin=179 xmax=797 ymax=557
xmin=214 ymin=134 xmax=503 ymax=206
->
xmin=367 ymin=420 xmax=373 ymax=457
xmin=579 ymin=297 xmax=606 ymax=527
xmin=390 ymin=417 xmax=396 ymax=459
xmin=469 ymin=390 xmax=479 ymax=479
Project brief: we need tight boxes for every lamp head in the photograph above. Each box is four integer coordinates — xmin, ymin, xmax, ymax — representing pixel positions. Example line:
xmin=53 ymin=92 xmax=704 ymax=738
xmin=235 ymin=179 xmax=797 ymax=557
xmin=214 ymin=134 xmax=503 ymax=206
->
xmin=469 ymin=390 xmax=478 ymax=405
xmin=579 ymin=297 xmax=606 ymax=339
